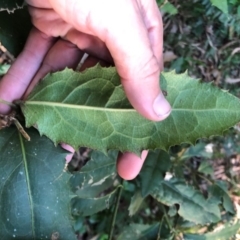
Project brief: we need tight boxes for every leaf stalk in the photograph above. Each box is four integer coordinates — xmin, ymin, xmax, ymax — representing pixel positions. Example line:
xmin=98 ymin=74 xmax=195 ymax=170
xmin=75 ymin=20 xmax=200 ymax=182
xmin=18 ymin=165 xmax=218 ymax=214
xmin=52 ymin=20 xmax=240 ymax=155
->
xmin=108 ymin=184 xmax=123 ymax=240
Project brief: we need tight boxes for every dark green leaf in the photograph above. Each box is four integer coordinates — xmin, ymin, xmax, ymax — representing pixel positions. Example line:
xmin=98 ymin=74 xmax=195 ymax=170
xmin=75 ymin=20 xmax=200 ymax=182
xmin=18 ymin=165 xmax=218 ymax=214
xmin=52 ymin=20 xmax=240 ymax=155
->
xmin=204 ymin=222 xmax=240 ymax=239
xmin=117 ymin=223 xmax=157 ymax=240
xmin=184 ymin=222 xmax=240 ymax=240
xmin=0 ymin=127 xmax=76 ymax=239
xmin=128 ymin=190 xmax=144 ymax=216
xmin=151 ymin=178 xmax=221 ymax=224
xmin=168 ymin=205 xmax=177 ymax=217
xmin=184 ymin=234 xmax=205 ymax=240
xmin=210 ymin=0 xmax=228 ymax=14
xmin=182 ymin=142 xmax=213 ymax=161
xmin=69 ymin=150 xmax=117 ymax=194
xmin=139 ymin=150 xmax=171 ymax=197
xmin=75 ymin=176 xmax=114 ymax=198
xmin=208 ymin=181 xmax=235 ymax=214
xmin=71 ymin=187 xmax=119 ymax=217
xmin=198 ymin=160 xmax=214 ymax=176
xmin=0 ymin=8 xmax=32 ymax=56
xmin=21 ymin=66 xmax=240 ymax=154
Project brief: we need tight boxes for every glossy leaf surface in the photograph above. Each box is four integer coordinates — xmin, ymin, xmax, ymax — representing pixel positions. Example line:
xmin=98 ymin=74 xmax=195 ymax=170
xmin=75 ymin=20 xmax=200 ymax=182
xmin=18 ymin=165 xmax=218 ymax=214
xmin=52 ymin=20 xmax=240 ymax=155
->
xmin=0 ymin=127 xmax=76 ymax=239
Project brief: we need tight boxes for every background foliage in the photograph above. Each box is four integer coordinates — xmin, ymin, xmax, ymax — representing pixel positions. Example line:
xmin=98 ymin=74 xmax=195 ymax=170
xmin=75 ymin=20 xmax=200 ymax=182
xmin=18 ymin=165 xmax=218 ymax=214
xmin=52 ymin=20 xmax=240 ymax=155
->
xmin=1 ymin=0 xmax=240 ymax=239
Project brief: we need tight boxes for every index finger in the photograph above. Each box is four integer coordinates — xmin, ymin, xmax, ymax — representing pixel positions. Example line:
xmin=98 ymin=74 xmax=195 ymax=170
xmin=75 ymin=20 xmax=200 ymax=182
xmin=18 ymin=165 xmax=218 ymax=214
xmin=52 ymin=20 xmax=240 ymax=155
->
xmin=0 ymin=28 xmax=55 ymax=114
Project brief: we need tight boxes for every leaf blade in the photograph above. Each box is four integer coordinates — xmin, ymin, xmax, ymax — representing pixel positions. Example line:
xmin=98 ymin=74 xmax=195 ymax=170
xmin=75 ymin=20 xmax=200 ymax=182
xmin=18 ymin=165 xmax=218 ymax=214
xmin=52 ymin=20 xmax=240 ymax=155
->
xmin=0 ymin=127 xmax=76 ymax=239
xmin=139 ymin=150 xmax=171 ymax=197
xmin=71 ymin=187 xmax=119 ymax=217
xmin=151 ymin=178 xmax=221 ymax=224
xmin=21 ymin=66 xmax=240 ymax=153
xmin=210 ymin=0 xmax=228 ymax=14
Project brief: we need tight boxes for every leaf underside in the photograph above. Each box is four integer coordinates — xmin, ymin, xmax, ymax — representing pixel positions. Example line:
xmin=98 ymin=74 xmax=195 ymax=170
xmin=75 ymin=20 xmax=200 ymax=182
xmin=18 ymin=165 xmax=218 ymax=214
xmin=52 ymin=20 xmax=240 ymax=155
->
xmin=21 ymin=65 xmax=240 ymax=154
xmin=0 ymin=127 xmax=76 ymax=239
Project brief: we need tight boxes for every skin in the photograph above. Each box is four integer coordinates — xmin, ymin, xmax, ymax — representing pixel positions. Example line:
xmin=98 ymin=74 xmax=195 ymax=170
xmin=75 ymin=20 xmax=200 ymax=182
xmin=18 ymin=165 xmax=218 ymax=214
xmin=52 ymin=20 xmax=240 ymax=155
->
xmin=0 ymin=0 xmax=171 ymax=180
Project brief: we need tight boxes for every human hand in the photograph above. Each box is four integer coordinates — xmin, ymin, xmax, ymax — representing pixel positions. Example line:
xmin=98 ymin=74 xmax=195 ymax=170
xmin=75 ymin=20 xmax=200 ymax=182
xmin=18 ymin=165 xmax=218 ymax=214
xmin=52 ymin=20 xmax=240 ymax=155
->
xmin=0 ymin=0 xmax=171 ymax=180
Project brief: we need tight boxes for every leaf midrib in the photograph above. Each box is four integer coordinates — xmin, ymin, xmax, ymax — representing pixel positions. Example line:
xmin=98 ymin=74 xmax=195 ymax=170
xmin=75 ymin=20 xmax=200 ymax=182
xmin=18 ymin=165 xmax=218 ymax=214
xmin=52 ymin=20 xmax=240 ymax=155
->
xmin=25 ymin=101 xmax=239 ymax=113
xmin=19 ymin=132 xmax=35 ymax=237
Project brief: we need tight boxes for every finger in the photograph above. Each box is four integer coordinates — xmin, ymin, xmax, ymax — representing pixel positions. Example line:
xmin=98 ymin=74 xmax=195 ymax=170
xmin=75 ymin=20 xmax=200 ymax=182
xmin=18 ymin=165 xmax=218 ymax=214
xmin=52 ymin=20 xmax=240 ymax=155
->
xmin=24 ymin=39 xmax=83 ymax=97
xmin=140 ymin=0 xmax=164 ymax=67
xmin=28 ymin=7 xmax=112 ymax=63
xmin=0 ymin=28 xmax=55 ymax=113
xmin=61 ymin=143 xmax=75 ymax=163
xmin=49 ymin=0 xmax=171 ymax=121
xmin=26 ymin=0 xmax=51 ymax=8
xmin=117 ymin=150 xmax=148 ymax=180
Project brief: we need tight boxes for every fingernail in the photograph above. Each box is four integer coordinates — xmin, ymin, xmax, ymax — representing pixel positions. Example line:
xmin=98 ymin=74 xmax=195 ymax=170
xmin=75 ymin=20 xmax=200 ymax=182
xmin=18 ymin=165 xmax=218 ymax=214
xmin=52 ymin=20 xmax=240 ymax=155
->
xmin=153 ymin=92 xmax=171 ymax=119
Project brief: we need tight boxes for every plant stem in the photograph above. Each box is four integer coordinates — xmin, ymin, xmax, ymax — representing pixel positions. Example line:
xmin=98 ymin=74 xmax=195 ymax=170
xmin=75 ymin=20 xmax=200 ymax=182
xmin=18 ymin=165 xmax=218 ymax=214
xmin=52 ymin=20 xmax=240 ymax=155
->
xmin=0 ymin=98 xmax=16 ymax=108
xmin=12 ymin=118 xmax=30 ymax=141
xmin=159 ymin=204 xmax=173 ymax=232
xmin=108 ymin=184 xmax=123 ymax=240
xmin=157 ymin=218 xmax=164 ymax=240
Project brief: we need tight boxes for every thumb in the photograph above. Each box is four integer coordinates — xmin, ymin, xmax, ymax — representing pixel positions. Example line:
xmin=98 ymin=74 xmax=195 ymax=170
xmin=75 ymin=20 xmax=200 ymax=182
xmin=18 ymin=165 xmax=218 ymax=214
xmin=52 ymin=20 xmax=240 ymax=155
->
xmin=48 ymin=0 xmax=171 ymax=120
xmin=120 ymin=58 xmax=171 ymax=121
xmin=94 ymin=0 xmax=171 ymax=121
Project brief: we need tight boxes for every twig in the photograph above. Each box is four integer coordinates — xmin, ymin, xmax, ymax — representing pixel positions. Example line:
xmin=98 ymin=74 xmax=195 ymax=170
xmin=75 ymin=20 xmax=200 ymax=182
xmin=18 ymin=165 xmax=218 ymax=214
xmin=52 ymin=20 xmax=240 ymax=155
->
xmin=225 ymin=77 xmax=240 ymax=84
xmin=12 ymin=117 xmax=30 ymax=141
xmin=0 ymin=98 xmax=16 ymax=108
xmin=108 ymin=184 xmax=123 ymax=240
xmin=76 ymin=53 xmax=89 ymax=71
xmin=0 ymin=44 xmax=15 ymax=62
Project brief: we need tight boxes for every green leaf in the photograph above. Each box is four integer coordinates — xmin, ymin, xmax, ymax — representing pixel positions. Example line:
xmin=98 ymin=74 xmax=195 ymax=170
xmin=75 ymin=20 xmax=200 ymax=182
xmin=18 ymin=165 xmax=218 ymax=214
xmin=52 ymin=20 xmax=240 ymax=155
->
xmin=184 ymin=222 xmax=240 ymax=240
xmin=208 ymin=181 xmax=235 ymax=214
xmin=71 ymin=187 xmax=119 ymax=217
xmin=204 ymin=222 xmax=240 ymax=239
xmin=161 ymin=2 xmax=178 ymax=15
xmin=20 ymin=65 xmax=240 ymax=154
xmin=198 ymin=160 xmax=214 ymax=176
xmin=182 ymin=142 xmax=213 ymax=161
xmin=0 ymin=8 xmax=32 ymax=56
xmin=210 ymin=0 xmax=228 ymax=14
xmin=139 ymin=150 xmax=171 ymax=197
xmin=128 ymin=190 xmax=144 ymax=216
xmin=0 ymin=0 xmax=24 ymax=12
xmin=0 ymin=64 xmax=10 ymax=76
xmin=117 ymin=223 xmax=158 ymax=240
xmin=69 ymin=150 xmax=117 ymax=194
xmin=75 ymin=176 xmax=114 ymax=198
xmin=0 ymin=126 xmax=76 ymax=239
xmin=151 ymin=178 xmax=221 ymax=224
